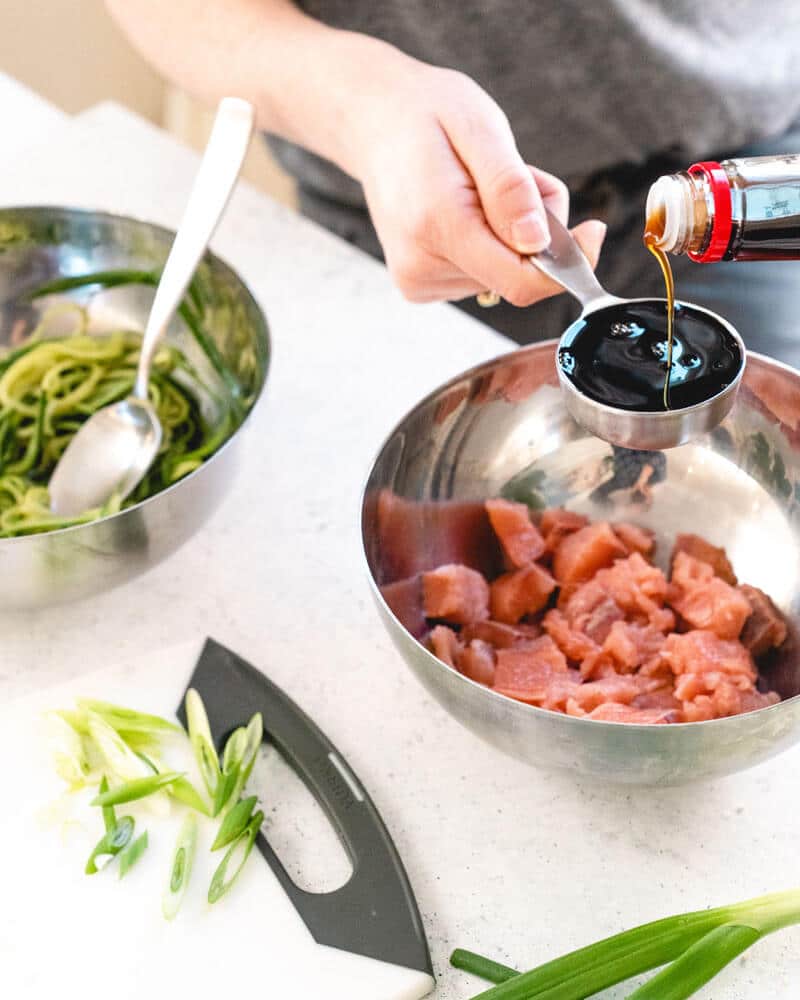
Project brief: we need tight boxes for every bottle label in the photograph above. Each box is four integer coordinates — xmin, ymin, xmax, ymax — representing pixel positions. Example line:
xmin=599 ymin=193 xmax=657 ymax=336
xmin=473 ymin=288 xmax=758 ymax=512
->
xmin=744 ymin=186 xmax=800 ymax=220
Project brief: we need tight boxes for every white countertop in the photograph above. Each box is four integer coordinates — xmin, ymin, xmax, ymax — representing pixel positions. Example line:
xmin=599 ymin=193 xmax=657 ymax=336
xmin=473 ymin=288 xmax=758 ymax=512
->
xmin=1 ymin=73 xmax=799 ymax=998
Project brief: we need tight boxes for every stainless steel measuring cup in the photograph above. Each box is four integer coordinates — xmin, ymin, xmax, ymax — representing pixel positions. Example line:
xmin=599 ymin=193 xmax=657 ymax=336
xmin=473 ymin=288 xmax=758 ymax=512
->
xmin=529 ymin=210 xmax=746 ymax=450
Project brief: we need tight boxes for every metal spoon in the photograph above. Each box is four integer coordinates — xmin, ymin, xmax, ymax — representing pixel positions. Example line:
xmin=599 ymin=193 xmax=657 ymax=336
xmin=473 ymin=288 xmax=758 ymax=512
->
xmin=49 ymin=97 xmax=255 ymax=517
xmin=528 ymin=208 xmax=745 ymax=450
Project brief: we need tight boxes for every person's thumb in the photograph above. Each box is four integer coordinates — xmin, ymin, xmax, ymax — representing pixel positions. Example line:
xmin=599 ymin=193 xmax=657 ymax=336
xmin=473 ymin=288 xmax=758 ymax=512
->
xmin=444 ymin=100 xmax=551 ymax=254
xmin=570 ymin=219 xmax=608 ymax=270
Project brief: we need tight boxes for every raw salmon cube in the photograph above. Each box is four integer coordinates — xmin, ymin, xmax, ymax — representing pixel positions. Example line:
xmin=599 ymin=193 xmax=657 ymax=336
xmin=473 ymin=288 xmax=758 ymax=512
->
xmin=671 ymin=533 xmax=737 ymax=585
xmin=682 ymin=696 xmax=716 ymax=722
xmin=375 ymin=490 xmax=502 ymax=580
xmin=583 ymin=597 xmax=627 ymax=644
xmin=581 ymin=650 xmax=624 ymax=680
xmin=677 ymin=674 xmax=777 ymax=721
xmin=538 ymin=671 xmax=585 ymax=711
xmin=562 ymin=580 xmax=626 ymax=642
xmin=638 ymin=653 xmax=674 ymax=681
xmin=423 ymin=563 xmax=490 ymax=625
xmin=485 ymin=498 xmax=545 ymax=568
xmin=601 ymin=621 xmax=639 ymax=672
xmin=380 ymin=576 xmax=426 ymax=638
xmin=661 ymin=630 xmax=757 ymax=684
xmin=738 ymin=584 xmax=788 ymax=657
xmin=494 ymin=639 xmax=567 ymax=680
xmin=428 ymin=625 xmax=463 ymax=669
xmin=601 ymin=621 xmax=666 ymax=674
xmin=542 ymin=608 xmax=599 ymax=662
xmin=540 ymin=508 xmax=589 ymax=553
xmin=713 ymin=680 xmax=752 ymax=717
xmin=583 ymin=554 xmax=673 ymax=631
xmin=633 ymin=686 xmax=682 ymax=712
xmin=493 ymin=638 xmax=570 ymax=704
xmin=552 ymin=522 xmax=627 ymax=586
xmin=490 ymin=563 xmax=556 ymax=624
xmin=613 ymin=522 xmax=656 ymax=557
xmin=458 ymin=639 xmax=496 ymax=686
xmin=671 ymin=550 xmax=714 ymax=590
xmin=567 ymin=674 xmax=647 ymax=712
xmin=462 ymin=620 xmax=541 ymax=648
xmin=739 ymin=689 xmax=781 ymax=713
xmin=584 ymin=702 xmax=680 ymax=724
xmin=671 ymin=575 xmax=752 ymax=640
xmin=607 ymin=552 xmax=670 ymax=602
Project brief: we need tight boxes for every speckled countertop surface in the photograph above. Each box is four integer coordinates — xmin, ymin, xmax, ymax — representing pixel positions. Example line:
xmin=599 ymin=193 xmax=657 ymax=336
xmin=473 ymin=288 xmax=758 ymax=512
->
xmin=1 ymin=74 xmax=799 ymax=998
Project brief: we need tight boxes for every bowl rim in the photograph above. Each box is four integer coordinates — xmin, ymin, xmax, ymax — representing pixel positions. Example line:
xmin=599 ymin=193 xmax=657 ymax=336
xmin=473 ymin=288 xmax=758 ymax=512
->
xmin=0 ymin=204 xmax=271 ymax=544
xmin=359 ymin=337 xmax=799 ymax=730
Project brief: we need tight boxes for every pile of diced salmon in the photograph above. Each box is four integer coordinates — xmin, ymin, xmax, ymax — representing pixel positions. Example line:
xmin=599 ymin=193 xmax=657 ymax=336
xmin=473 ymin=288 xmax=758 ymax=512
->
xmin=422 ymin=501 xmax=786 ymax=724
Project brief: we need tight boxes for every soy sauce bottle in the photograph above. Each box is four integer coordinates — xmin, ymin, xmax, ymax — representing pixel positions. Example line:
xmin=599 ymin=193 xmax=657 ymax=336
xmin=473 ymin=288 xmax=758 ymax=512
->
xmin=645 ymin=154 xmax=800 ymax=261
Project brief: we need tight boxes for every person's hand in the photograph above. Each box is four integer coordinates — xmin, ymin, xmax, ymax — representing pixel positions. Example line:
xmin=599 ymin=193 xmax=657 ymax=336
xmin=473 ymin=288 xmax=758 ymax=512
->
xmin=349 ymin=58 xmax=606 ymax=305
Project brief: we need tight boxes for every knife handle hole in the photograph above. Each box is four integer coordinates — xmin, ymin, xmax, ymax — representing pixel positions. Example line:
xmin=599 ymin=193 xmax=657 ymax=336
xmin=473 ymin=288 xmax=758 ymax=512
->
xmin=247 ymin=742 xmax=353 ymax=894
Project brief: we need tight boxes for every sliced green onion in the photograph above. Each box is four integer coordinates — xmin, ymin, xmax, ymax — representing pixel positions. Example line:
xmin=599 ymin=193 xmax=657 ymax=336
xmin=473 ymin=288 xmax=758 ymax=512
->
xmin=119 ymin=730 xmax=163 ymax=754
xmin=222 ymin=727 xmax=248 ymax=772
xmin=163 ymin=813 xmax=198 ymax=921
xmin=212 ymin=795 xmax=257 ymax=851
xmin=77 ymin=698 xmax=183 ymax=737
xmin=213 ymin=727 xmax=247 ymax=816
xmin=168 ymin=776 xmax=211 ymax=816
xmin=118 ymin=831 xmax=149 ymax=879
xmin=185 ymin=689 xmax=220 ymax=799
xmin=85 ymin=815 xmax=134 ymax=875
xmin=87 ymin=711 xmax=152 ymax=783
xmin=213 ymin=766 xmax=240 ymax=817
xmin=98 ymin=776 xmax=117 ymax=834
xmin=44 ymin=711 xmax=91 ymax=787
xmin=133 ymin=750 xmax=159 ymax=773
xmin=227 ymin=712 xmax=263 ymax=807
xmin=208 ymin=809 xmax=263 ymax=904
xmin=53 ymin=708 xmax=89 ymax=734
xmin=91 ymin=771 xmax=185 ymax=807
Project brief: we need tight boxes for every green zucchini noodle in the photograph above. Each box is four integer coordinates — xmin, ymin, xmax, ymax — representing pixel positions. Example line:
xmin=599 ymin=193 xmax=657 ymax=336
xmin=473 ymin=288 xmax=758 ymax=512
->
xmin=0 ymin=304 xmax=231 ymax=537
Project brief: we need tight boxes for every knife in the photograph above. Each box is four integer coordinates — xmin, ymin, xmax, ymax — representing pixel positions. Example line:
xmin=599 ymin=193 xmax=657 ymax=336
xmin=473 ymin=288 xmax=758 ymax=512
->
xmin=177 ymin=637 xmax=434 ymax=982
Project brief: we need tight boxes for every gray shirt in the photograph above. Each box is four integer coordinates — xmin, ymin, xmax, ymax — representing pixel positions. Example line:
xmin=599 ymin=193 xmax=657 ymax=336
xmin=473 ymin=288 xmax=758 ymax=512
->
xmin=267 ymin=1 xmax=800 ymax=352
xmin=269 ymin=1 xmax=800 ymax=209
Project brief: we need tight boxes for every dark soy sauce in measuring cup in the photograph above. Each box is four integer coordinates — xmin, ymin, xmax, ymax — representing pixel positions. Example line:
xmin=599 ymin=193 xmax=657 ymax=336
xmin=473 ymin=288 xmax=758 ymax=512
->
xmin=557 ymin=300 xmax=743 ymax=412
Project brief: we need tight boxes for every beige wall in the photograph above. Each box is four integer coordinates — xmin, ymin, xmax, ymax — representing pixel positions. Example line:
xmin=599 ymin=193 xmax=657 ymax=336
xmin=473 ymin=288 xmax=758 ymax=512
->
xmin=0 ymin=0 xmax=297 ymax=206
xmin=0 ymin=0 xmax=164 ymax=120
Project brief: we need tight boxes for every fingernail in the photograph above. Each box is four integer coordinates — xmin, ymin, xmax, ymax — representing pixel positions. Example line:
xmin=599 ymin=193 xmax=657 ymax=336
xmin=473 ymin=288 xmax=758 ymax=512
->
xmin=511 ymin=211 xmax=549 ymax=253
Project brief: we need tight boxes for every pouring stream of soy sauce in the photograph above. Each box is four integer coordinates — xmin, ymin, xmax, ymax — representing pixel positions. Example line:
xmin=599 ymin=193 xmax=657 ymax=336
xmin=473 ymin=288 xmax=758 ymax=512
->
xmin=644 ymin=204 xmax=674 ymax=408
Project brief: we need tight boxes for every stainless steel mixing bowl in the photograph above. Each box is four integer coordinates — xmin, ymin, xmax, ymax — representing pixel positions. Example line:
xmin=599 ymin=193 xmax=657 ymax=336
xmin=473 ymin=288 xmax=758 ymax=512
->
xmin=362 ymin=340 xmax=800 ymax=785
xmin=0 ymin=206 xmax=269 ymax=609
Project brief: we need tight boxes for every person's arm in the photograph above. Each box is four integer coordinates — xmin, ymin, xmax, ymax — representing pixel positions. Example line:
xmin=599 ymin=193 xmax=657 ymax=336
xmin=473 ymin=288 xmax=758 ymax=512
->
xmin=107 ymin=0 xmax=606 ymax=305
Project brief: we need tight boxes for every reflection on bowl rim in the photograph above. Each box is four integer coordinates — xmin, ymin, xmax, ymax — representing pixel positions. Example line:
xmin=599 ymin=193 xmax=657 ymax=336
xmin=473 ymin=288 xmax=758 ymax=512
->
xmin=360 ymin=336 xmax=798 ymax=730
xmin=0 ymin=205 xmax=271 ymax=546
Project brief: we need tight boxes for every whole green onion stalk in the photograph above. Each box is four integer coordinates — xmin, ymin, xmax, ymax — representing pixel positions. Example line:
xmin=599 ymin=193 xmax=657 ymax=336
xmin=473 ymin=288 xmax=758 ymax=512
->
xmin=452 ymin=888 xmax=800 ymax=1000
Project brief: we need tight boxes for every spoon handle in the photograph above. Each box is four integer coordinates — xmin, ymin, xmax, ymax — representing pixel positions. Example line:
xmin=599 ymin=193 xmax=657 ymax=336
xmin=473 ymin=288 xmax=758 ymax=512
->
xmin=529 ymin=208 xmax=619 ymax=311
xmin=134 ymin=97 xmax=255 ymax=400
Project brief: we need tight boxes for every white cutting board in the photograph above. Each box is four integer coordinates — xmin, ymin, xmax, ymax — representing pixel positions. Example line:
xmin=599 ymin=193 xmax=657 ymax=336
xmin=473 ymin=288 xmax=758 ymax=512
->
xmin=0 ymin=639 xmax=434 ymax=1000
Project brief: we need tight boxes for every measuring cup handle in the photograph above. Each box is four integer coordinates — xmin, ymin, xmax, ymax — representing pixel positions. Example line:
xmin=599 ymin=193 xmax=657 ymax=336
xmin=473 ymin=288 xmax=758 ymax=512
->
xmin=529 ymin=208 xmax=620 ymax=311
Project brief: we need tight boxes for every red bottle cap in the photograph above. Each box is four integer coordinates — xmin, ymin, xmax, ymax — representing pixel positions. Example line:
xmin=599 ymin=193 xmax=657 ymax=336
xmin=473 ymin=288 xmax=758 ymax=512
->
xmin=687 ymin=161 xmax=733 ymax=262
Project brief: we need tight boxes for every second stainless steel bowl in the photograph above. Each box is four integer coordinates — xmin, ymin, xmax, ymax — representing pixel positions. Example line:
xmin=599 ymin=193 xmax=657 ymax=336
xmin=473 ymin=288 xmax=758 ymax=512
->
xmin=0 ymin=206 xmax=270 ymax=609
